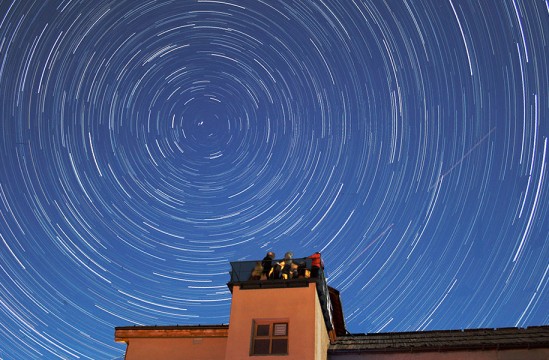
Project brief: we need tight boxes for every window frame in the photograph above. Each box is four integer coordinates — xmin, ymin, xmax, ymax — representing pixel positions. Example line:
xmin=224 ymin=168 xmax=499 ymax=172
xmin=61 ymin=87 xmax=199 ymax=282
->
xmin=251 ymin=319 xmax=289 ymax=356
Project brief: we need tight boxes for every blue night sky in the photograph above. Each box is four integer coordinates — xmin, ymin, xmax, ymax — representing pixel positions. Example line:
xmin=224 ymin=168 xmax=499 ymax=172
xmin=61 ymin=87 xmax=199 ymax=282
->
xmin=0 ymin=1 xmax=548 ymax=358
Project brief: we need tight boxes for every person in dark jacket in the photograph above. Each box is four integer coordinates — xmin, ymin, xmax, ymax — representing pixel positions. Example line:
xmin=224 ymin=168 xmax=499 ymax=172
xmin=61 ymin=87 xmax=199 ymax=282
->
xmin=261 ymin=251 xmax=275 ymax=279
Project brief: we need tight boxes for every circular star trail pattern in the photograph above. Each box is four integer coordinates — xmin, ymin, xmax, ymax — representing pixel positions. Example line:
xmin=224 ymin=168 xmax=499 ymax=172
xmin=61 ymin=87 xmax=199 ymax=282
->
xmin=0 ymin=1 xmax=548 ymax=358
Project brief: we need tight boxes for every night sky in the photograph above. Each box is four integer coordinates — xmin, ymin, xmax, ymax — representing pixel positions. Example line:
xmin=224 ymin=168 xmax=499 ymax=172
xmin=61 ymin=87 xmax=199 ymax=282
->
xmin=0 ymin=0 xmax=548 ymax=358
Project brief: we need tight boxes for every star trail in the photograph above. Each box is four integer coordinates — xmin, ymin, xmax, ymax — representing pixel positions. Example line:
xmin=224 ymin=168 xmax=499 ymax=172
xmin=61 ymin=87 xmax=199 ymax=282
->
xmin=0 ymin=1 xmax=548 ymax=358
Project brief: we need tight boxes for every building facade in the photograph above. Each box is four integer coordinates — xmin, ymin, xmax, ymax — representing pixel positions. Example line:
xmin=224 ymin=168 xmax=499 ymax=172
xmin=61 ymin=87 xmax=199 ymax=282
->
xmin=115 ymin=257 xmax=549 ymax=359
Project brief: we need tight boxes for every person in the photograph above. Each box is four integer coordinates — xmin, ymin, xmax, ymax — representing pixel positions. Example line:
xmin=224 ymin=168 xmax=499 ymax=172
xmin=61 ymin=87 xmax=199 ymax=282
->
xmin=261 ymin=251 xmax=275 ymax=279
xmin=297 ymin=259 xmax=310 ymax=278
xmin=249 ymin=261 xmax=263 ymax=280
xmin=308 ymin=252 xmax=323 ymax=278
xmin=280 ymin=251 xmax=294 ymax=279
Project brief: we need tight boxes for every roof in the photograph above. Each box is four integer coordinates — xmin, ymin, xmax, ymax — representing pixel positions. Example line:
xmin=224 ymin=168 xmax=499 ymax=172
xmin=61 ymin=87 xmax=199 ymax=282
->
xmin=328 ymin=326 xmax=549 ymax=354
xmin=115 ymin=324 xmax=229 ymax=331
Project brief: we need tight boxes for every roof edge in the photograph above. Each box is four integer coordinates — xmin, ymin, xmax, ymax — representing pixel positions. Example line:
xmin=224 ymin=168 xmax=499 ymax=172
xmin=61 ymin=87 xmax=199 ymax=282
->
xmin=115 ymin=324 xmax=229 ymax=343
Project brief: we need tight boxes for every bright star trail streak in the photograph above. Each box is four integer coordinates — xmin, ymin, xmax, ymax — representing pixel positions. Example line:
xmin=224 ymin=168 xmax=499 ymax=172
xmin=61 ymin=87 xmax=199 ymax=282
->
xmin=0 ymin=1 xmax=548 ymax=359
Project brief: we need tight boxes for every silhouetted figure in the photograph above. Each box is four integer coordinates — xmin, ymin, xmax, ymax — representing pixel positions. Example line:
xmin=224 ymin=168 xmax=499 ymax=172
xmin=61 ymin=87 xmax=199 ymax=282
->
xmin=262 ymin=251 xmax=275 ymax=279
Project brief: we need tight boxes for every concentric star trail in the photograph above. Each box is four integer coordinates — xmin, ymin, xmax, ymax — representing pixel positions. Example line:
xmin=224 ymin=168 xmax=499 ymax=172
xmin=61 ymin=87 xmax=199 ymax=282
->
xmin=0 ymin=1 xmax=547 ymax=358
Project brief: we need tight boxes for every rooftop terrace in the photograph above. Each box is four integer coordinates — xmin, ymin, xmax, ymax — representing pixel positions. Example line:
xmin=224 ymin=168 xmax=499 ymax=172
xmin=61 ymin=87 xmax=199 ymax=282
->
xmin=226 ymin=257 xmax=343 ymax=336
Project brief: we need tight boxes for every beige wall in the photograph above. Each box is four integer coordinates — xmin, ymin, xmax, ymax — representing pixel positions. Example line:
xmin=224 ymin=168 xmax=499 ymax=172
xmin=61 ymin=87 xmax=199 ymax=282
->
xmin=314 ymin=290 xmax=330 ymax=360
xmin=328 ymin=348 xmax=549 ymax=360
xmin=225 ymin=283 xmax=330 ymax=360
xmin=115 ymin=281 xmax=333 ymax=360
xmin=124 ymin=337 xmax=227 ymax=360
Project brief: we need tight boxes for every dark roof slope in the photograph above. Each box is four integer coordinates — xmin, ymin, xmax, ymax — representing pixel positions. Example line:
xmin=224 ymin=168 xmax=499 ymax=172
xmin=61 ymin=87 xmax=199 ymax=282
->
xmin=329 ymin=326 xmax=549 ymax=354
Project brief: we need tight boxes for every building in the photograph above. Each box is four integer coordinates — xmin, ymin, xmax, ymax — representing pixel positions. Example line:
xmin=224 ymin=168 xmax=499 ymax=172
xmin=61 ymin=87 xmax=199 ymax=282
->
xmin=115 ymin=256 xmax=549 ymax=359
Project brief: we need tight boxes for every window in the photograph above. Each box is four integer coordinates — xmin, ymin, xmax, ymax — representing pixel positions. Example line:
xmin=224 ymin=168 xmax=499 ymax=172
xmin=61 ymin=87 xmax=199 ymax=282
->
xmin=251 ymin=320 xmax=288 ymax=355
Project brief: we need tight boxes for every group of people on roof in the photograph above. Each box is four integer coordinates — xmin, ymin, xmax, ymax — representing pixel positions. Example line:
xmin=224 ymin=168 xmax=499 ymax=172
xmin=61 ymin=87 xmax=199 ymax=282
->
xmin=249 ymin=251 xmax=324 ymax=280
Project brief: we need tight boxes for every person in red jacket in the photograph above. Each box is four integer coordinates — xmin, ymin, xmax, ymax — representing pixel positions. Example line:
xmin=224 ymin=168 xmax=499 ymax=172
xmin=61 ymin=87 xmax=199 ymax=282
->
xmin=308 ymin=252 xmax=323 ymax=278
